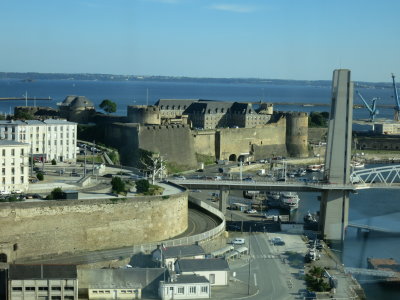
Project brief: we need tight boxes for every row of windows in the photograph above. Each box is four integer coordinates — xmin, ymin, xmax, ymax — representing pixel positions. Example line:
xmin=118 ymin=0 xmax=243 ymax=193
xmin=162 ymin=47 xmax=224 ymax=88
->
xmin=92 ymin=289 xmax=138 ymax=294
xmin=12 ymin=286 xmax=74 ymax=291
xmin=171 ymin=285 xmax=208 ymax=295
xmin=1 ymin=125 xmax=75 ymax=132
xmin=0 ymin=149 xmax=25 ymax=156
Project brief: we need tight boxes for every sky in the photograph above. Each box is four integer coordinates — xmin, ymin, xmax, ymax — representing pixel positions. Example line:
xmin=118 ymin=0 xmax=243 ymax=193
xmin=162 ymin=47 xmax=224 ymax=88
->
xmin=1 ymin=0 xmax=400 ymax=82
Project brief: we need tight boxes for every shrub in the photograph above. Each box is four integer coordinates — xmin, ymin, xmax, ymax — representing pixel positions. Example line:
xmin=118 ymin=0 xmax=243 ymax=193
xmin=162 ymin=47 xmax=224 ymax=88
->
xmin=47 ymin=187 xmax=63 ymax=200
xmin=111 ymin=176 xmax=126 ymax=194
xmin=36 ymin=172 xmax=44 ymax=181
xmin=136 ymin=179 xmax=150 ymax=193
xmin=51 ymin=159 xmax=57 ymax=165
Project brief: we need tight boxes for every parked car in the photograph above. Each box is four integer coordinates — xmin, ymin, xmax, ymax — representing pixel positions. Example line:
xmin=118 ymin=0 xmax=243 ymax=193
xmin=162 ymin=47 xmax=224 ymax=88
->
xmin=245 ymin=209 xmax=257 ymax=214
xmin=231 ymin=238 xmax=245 ymax=245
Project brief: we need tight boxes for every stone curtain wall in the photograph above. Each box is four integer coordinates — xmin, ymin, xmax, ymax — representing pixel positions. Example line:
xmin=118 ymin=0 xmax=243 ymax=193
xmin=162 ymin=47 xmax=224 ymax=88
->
xmin=217 ymin=118 xmax=287 ymax=160
xmin=138 ymin=125 xmax=198 ymax=169
xmin=192 ymin=130 xmax=217 ymax=157
xmin=0 ymin=192 xmax=188 ymax=262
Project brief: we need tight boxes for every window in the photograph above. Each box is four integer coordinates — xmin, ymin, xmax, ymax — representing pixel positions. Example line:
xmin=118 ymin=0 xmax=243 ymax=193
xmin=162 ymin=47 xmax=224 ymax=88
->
xmin=177 ymin=287 xmax=184 ymax=294
xmin=51 ymin=286 xmax=62 ymax=291
xmin=12 ymin=287 xmax=22 ymax=291
xmin=51 ymin=297 xmax=61 ymax=300
xmin=38 ymin=287 xmax=48 ymax=291
xmin=11 ymin=149 xmax=15 ymax=156
xmin=64 ymin=286 xmax=74 ymax=291
xmin=201 ymin=286 xmax=208 ymax=293
xmin=25 ymin=287 xmax=35 ymax=291
xmin=189 ymin=286 xmax=196 ymax=294
xmin=2 ymin=149 xmax=5 ymax=156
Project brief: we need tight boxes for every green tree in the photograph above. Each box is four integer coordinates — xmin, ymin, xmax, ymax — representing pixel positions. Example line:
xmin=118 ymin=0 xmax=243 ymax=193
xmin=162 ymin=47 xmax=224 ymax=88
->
xmin=36 ymin=172 xmax=44 ymax=181
xmin=48 ymin=187 xmax=63 ymax=200
xmin=14 ymin=110 xmax=35 ymax=120
xmin=111 ymin=176 xmax=126 ymax=194
xmin=136 ymin=179 xmax=150 ymax=193
xmin=51 ymin=159 xmax=57 ymax=165
xmin=99 ymin=99 xmax=117 ymax=114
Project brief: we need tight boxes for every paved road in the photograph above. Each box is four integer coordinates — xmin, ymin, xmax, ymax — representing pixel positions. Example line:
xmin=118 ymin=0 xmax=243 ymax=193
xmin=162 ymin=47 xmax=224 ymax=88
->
xmin=229 ymin=232 xmax=307 ymax=300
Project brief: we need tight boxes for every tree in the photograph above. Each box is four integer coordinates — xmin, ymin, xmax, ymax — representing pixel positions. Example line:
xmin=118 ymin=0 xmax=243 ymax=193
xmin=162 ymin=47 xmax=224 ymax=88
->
xmin=136 ymin=179 xmax=150 ymax=193
xmin=111 ymin=176 xmax=126 ymax=194
xmin=99 ymin=99 xmax=117 ymax=114
xmin=48 ymin=187 xmax=63 ymax=200
xmin=140 ymin=153 xmax=167 ymax=184
xmin=51 ymin=159 xmax=57 ymax=165
xmin=36 ymin=172 xmax=44 ymax=181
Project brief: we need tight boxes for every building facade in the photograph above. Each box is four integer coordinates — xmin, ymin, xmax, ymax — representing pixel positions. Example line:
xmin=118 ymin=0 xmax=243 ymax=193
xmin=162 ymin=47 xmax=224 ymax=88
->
xmin=159 ymin=275 xmax=210 ymax=300
xmin=0 ymin=141 xmax=29 ymax=194
xmin=0 ymin=119 xmax=77 ymax=162
xmin=8 ymin=264 xmax=78 ymax=300
xmin=128 ymin=99 xmax=273 ymax=129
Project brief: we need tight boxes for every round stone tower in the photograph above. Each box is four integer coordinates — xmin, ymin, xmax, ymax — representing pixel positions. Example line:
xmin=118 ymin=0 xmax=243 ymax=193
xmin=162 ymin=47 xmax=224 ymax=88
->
xmin=286 ymin=112 xmax=309 ymax=157
xmin=127 ymin=105 xmax=161 ymax=125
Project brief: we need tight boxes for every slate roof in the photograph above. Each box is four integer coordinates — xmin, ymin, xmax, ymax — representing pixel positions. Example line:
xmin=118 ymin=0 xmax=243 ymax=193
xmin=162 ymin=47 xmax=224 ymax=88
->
xmin=161 ymin=245 xmax=205 ymax=259
xmin=9 ymin=264 xmax=77 ymax=280
xmin=80 ymin=268 xmax=165 ymax=290
xmin=70 ymin=96 xmax=94 ymax=109
xmin=155 ymin=99 xmax=198 ymax=110
xmin=174 ymin=274 xmax=209 ymax=284
xmin=177 ymin=258 xmax=230 ymax=272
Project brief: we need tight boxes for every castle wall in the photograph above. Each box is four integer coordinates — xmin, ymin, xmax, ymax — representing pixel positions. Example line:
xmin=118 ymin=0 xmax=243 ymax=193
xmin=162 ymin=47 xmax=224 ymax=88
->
xmin=138 ymin=125 xmax=197 ymax=169
xmin=286 ymin=112 xmax=309 ymax=157
xmin=217 ymin=118 xmax=287 ymax=160
xmin=0 ymin=192 xmax=188 ymax=262
xmin=127 ymin=105 xmax=161 ymax=125
xmin=192 ymin=130 xmax=216 ymax=157
xmin=308 ymin=128 xmax=328 ymax=144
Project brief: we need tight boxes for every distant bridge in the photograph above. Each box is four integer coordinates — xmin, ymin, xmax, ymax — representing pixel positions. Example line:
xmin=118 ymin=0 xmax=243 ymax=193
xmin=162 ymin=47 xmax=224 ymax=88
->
xmin=345 ymin=267 xmax=399 ymax=278
xmin=347 ymin=223 xmax=400 ymax=234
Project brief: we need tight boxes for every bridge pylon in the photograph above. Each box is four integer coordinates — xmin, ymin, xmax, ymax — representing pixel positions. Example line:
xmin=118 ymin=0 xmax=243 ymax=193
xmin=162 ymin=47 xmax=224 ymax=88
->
xmin=320 ymin=69 xmax=353 ymax=246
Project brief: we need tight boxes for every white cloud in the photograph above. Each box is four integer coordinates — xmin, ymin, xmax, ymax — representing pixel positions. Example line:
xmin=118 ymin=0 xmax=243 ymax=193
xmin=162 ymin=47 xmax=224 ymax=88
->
xmin=208 ymin=3 xmax=257 ymax=13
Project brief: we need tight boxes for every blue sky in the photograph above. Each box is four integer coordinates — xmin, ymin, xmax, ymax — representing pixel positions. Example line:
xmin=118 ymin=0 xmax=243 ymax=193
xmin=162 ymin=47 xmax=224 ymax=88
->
xmin=1 ymin=0 xmax=400 ymax=82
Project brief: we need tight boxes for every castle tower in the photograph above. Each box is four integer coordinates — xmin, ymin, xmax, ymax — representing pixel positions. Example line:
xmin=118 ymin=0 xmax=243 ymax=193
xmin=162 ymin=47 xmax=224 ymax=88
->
xmin=127 ymin=105 xmax=161 ymax=125
xmin=285 ymin=112 xmax=308 ymax=157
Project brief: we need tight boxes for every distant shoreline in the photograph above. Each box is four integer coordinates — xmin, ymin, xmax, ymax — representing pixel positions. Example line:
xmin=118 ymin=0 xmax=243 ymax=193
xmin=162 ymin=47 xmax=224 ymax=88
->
xmin=0 ymin=72 xmax=393 ymax=88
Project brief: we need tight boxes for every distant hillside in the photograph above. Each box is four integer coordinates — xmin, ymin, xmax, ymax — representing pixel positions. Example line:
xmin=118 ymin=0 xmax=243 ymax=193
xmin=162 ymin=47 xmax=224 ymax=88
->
xmin=0 ymin=72 xmax=392 ymax=89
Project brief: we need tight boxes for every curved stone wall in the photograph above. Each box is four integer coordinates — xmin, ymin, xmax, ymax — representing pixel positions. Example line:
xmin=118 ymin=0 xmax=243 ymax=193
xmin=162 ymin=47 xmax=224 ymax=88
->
xmin=127 ymin=105 xmax=161 ymax=125
xmin=286 ymin=112 xmax=309 ymax=157
xmin=0 ymin=192 xmax=188 ymax=262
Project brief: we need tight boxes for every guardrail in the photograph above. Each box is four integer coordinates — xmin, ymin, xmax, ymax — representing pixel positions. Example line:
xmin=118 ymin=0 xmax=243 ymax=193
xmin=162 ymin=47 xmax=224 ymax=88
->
xmin=130 ymin=196 xmax=226 ymax=254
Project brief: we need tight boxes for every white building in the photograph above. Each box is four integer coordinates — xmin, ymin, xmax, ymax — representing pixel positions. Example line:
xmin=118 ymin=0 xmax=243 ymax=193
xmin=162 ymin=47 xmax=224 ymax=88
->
xmin=374 ymin=122 xmax=400 ymax=135
xmin=175 ymin=258 xmax=230 ymax=286
xmin=0 ymin=119 xmax=77 ymax=162
xmin=0 ymin=140 xmax=30 ymax=193
xmin=152 ymin=245 xmax=206 ymax=271
xmin=159 ymin=275 xmax=210 ymax=300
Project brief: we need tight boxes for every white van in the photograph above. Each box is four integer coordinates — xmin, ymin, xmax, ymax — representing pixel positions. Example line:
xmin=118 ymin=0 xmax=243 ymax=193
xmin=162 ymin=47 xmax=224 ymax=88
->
xmin=232 ymin=238 xmax=245 ymax=245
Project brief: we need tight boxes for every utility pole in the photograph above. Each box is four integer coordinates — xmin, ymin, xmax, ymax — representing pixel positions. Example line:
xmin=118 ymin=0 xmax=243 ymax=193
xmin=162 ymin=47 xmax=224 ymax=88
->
xmin=84 ymin=145 xmax=87 ymax=176
xmin=92 ymin=140 xmax=95 ymax=174
xmin=247 ymin=225 xmax=252 ymax=295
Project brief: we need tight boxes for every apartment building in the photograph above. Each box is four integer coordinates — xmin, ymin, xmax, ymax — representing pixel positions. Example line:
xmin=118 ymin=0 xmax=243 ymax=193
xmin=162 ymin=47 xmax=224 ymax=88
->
xmin=8 ymin=264 xmax=78 ymax=300
xmin=0 ymin=140 xmax=29 ymax=193
xmin=0 ymin=119 xmax=77 ymax=162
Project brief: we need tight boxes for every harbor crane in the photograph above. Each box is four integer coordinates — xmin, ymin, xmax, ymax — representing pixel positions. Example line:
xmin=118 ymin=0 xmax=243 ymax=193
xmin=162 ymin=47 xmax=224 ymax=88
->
xmin=391 ymin=73 xmax=400 ymax=121
xmin=356 ymin=90 xmax=379 ymax=122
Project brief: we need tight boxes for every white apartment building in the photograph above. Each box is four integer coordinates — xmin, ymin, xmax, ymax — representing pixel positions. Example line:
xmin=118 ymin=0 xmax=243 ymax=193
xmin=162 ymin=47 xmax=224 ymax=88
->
xmin=0 ymin=140 xmax=30 ymax=193
xmin=0 ymin=119 xmax=77 ymax=162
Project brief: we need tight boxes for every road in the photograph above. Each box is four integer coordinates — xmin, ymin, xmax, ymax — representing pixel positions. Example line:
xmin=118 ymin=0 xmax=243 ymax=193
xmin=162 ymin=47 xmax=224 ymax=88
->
xmin=230 ymin=232 xmax=307 ymax=300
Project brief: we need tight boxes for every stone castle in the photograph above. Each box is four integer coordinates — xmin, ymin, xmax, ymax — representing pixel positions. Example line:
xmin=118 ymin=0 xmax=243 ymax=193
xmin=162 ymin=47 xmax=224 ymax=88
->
xmin=106 ymin=99 xmax=309 ymax=168
xmin=15 ymin=97 xmax=310 ymax=169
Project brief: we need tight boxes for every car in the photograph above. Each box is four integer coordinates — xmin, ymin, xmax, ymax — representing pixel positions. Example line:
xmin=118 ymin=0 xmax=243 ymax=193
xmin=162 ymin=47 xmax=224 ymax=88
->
xmin=231 ymin=238 xmax=245 ymax=245
xmin=176 ymin=176 xmax=186 ymax=180
xmin=70 ymin=172 xmax=80 ymax=177
xmin=271 ymin=237 xmax=285 ymax=245
xmin=103 ymin=173 xmax=113 ymax=178
xmin=243 ymin=177 xmax=254 ymax=182
xmin=245 ymin=209 xmax=257 ymax=214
